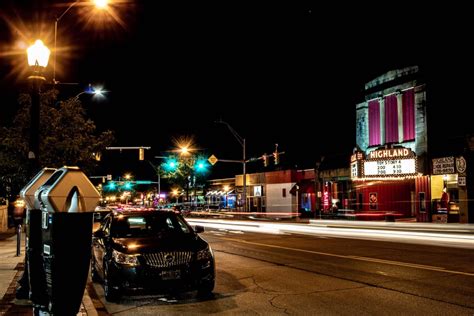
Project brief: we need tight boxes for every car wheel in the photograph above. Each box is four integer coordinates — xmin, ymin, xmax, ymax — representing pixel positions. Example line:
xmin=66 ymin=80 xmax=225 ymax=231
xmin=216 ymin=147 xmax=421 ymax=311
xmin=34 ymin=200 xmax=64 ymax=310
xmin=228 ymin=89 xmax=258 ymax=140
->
xmin=197 ymin=279 xmax=215 ymax=297
xmin=90 ymin=256 xmax=100 ymax=283
xmin=103 ymin=264 xmax=121 ymax=302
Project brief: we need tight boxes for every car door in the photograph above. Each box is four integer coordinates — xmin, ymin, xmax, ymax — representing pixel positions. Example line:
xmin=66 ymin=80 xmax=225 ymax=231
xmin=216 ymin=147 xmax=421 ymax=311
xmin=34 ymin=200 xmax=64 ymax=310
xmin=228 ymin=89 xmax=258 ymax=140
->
xmin=93 ymin=216 xmax=111 ymax=278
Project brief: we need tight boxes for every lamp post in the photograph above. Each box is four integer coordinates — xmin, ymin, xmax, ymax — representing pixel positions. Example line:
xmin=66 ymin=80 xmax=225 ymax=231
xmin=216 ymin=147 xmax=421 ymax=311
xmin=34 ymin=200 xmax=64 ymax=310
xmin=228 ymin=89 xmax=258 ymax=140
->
xmin=216 ymin=120 xmax=247 ymax=212
xmin=26 ymin=40 xmax=50 ymax=175
xmin=53 ymin=0 xmax=109 ymax=84
xmin=16 ymin=39 xmax=50 ymax=301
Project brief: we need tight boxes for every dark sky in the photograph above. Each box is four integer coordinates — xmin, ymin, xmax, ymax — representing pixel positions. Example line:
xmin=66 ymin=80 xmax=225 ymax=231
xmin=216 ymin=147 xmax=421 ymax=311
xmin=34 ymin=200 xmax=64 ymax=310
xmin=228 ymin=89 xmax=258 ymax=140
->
xmin=1 ymin=1 xmax=474 ymax=180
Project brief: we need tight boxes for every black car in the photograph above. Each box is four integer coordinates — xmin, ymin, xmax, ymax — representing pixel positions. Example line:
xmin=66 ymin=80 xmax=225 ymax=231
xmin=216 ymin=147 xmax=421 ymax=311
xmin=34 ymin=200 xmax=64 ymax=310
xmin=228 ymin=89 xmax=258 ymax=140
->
xmin=91 ymin=209 xmax=215 ymax=301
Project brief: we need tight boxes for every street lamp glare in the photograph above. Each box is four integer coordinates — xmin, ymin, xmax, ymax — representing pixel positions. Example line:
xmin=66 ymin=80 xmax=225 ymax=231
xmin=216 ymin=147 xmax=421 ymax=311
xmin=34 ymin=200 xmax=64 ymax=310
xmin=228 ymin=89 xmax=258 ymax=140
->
xmin=180 ymin=147 xmax=189 ymax=155
xmin=27 ymin=40 xmax=50 ymax=67
xmin=93 ymin=87 xmax=104 ymax=96
xmin=93 ymin=0 xmax=108 ymax=9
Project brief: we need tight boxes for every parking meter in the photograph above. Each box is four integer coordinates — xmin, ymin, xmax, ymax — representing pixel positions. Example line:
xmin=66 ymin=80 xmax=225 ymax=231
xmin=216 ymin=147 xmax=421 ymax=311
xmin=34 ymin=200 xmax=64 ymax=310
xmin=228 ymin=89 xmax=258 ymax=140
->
xmin=17 ymin=168 xmax=56 ymax=305
xmin=35 ymin=166 xmax=100 ymax=315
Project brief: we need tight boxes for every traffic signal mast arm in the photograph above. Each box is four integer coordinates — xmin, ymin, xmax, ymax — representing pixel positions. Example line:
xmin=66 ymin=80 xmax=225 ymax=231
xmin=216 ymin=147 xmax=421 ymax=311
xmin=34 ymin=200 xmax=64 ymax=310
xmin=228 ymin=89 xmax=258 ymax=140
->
xmin=106 ymin=147 xmax=151 ymax=150
xmin=106 ymin=146 xmax=150 ymax=160
xmin=213 ymin=152 xmax=285 ymax=164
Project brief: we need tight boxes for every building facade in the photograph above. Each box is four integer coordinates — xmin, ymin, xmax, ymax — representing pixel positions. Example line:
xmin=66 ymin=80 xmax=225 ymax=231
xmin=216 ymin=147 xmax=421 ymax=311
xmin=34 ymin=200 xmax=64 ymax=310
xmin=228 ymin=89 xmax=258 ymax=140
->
xmin=351 ymin=66 xmax=430 ymax=220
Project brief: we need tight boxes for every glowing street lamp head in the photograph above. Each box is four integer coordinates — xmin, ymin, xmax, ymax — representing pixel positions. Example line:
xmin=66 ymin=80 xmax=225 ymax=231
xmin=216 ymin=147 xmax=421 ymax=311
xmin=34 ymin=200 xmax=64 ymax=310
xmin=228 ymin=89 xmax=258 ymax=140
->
xmin=93 ymin=0 xmax=108 ymax=9
xmin=27 ymin=40 xmax=50 ymax=67
xmin=93 ymin=87 xmax=104 ymax=96
xmin=180 ymin=147 xmax=189 ymax=155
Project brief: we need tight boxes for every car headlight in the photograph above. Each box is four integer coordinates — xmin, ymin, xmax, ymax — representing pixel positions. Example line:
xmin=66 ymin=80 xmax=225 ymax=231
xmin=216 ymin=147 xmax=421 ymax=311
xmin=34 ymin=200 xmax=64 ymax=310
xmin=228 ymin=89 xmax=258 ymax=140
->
xmin=112 ymin=249 xmax=140 ymax=266
xmin=197 ymin=246 xmax=213 ymax=261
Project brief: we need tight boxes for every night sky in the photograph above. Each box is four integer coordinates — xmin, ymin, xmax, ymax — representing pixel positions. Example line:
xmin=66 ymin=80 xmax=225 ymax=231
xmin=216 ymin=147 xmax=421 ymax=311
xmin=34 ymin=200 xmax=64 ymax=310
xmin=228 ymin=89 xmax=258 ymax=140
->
xmin=1 ymin=1 xmax=474 ymax=181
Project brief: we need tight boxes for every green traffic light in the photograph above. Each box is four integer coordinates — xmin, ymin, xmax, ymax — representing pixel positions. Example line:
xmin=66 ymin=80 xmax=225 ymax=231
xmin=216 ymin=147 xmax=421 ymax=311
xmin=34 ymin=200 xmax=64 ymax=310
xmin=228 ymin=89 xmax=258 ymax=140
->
xmin=123 ymin=181 xmax=132 ymax=190
xmin=194 ymin=159 xmax=208 ymax=172
xmin=107 ymin=181 xmax=116 ymax=190
xmin=163 ymin=157 xmax=178 ymax=172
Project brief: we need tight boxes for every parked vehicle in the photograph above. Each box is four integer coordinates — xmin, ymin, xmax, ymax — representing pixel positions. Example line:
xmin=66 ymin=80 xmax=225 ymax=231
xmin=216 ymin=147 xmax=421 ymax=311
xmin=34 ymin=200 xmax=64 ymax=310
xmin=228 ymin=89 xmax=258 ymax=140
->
xmin=91 ymin=209 xmax=215 ymax=301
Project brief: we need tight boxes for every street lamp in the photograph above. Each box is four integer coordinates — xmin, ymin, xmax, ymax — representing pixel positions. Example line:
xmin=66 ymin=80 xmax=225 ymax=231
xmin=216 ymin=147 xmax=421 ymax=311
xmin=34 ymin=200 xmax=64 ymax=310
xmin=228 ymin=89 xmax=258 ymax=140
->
xmin=53 ymin=0 xmax=109 ymax=84
xmin=26 ymin=39 xmax=50 ymax=174
xmin=72 ymin=84 xmax=104 ymax=101
xmin=216 ymin=119 xmax=247 ymax=212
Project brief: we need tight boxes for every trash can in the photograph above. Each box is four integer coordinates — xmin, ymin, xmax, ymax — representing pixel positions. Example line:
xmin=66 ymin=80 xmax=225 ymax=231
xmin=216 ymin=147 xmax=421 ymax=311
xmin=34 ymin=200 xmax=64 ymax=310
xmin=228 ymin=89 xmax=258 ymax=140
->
xmin=36 ymin=166 xmax=100 ymax=315
xmin=18 ymin=168 xmax=56 ymax=305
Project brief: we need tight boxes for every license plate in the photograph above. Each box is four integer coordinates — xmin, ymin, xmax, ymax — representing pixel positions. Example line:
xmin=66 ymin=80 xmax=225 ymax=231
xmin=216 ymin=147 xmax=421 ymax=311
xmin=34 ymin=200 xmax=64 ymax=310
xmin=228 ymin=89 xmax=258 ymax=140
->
xmin=161 ymin=270 xmax=181 ymax=280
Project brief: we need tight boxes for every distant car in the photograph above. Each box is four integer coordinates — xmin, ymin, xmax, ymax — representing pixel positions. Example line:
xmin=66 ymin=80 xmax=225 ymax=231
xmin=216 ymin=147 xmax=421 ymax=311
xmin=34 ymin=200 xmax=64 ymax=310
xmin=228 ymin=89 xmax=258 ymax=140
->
xmin=91 ymin=209 xmax=215 ymax=301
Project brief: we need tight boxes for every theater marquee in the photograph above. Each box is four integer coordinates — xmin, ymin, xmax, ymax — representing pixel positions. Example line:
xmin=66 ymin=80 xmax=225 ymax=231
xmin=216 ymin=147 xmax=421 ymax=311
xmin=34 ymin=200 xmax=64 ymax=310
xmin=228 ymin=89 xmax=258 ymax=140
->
xmin=351 ymin=147 xmax=418 ymax=179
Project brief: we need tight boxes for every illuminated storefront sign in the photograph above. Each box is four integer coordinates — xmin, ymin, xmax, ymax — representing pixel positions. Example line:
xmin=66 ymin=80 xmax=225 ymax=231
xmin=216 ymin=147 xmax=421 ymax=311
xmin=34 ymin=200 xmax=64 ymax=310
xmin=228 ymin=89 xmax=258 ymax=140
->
xmin=352 ymin=147 xmax=418 ymax=179
xmin=323 ymin=186 xmax=329 ymax=210
xmin=364 ymin=159 xmax=416 ymax=176
xmin=368 ymin=148 xmax=411 ymax=159
xmin=351 ymin=162 xmax=358 ymax=178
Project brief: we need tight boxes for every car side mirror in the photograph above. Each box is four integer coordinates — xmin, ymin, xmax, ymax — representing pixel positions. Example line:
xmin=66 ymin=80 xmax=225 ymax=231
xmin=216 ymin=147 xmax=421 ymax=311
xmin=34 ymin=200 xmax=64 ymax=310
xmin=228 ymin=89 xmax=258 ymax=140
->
xmin=194 ymin=225 xmax=205 ymax=233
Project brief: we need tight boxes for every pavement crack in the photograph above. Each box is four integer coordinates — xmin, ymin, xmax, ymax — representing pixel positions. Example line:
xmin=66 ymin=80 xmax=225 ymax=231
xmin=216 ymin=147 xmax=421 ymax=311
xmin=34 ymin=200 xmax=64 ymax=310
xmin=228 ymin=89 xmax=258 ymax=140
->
xmin=247 ymin=275 xmax=280 ymax=295
xmin=269 ymin=295 xmax=290 ymax=315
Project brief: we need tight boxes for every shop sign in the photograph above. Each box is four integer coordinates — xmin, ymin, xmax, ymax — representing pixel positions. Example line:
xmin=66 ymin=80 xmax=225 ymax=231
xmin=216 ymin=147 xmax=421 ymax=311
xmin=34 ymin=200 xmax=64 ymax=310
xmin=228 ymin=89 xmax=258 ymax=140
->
xmin=458 ymin=176 xmax=466 ymax=186
xmin=350 ymin=152 xmax=364 ymax=162
xmin=432 ymin=157 xmax=454 ymax=175
xmin=323 ymin=190 xmax=329 ymax=210
xmin=351 ymin=161 xmax=359 ymax=178
xmin=368 ymin=148 xmax=413 ymax=160
xmin=456 ymin=156 xmax=467 ymax=174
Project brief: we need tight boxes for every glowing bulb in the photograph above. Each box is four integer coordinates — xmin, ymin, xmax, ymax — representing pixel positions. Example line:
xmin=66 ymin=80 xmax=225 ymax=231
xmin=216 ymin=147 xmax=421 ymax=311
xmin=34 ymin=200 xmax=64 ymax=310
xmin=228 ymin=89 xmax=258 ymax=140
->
xmin=94 ymin=0 xmax=108 ymax=9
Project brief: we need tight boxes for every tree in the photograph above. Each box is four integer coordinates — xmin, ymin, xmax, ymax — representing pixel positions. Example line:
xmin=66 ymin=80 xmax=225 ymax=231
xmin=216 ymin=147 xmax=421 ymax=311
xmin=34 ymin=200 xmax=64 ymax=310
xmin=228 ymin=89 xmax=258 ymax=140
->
xmin=0 ymin=89 xmax=114 ymax=198
xmin=160 ymin=154 xmax=210 ymax=203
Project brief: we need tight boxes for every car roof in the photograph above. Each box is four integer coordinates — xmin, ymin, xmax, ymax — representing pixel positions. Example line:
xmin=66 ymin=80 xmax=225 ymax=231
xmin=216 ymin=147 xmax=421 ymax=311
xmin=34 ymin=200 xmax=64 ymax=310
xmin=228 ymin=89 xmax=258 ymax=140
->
xmin=111 ymin=209 xmax=177 ymax=218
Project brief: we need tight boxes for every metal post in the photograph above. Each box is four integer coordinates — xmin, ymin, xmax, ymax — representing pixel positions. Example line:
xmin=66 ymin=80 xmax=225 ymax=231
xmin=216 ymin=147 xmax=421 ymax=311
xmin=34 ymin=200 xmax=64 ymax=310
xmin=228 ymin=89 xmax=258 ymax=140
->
xmin=158 ymin=170 xmax=161 ymax=202
xmin=53 ymin=0 xmax=79 ymax=84
xmin=243 ymin=138 xmax=247 ymax=212
xmin=53 ymin=19 xmax=58 ymax=84
xmin=215 ymin=119 xmax=247 ymax=212
xmin=28 ymin=74 xmax=44 ymax=176
xmin=16 ymin=224 xmax=21 ymax=256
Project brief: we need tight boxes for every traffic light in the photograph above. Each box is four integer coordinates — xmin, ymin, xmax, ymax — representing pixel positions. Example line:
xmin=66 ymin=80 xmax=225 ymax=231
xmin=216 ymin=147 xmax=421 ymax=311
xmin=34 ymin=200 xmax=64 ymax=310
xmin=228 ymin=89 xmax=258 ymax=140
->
xmin=194 ymin=159 xmax=208 ymax=173
xmin=139 ymin=148 xmax=145 ymax=160
xmin=123 ymin=181 xmax=133 ymax=190
xmin=262 ymin=154 xmax=268 ymax=167
xmin=273 ymin=151 xmax=279 ymax=165
xmin=106 ymin=181 xmax=116 ymax=191
xmin=163 ymin=157 xmax=178 ymax=172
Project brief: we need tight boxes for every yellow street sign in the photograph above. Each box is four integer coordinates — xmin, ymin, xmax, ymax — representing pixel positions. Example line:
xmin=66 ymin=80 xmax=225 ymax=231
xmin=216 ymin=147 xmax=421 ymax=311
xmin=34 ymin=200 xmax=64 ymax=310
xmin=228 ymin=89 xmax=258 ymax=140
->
xmin=208 ymin=154 xmax=218 ymax=165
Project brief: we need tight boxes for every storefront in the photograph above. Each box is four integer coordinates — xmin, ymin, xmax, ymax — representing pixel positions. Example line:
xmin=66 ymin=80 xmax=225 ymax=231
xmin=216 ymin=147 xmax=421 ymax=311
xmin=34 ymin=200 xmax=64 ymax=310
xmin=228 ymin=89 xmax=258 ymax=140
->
xmin=431 ymin=156 xmax=468 ymax=223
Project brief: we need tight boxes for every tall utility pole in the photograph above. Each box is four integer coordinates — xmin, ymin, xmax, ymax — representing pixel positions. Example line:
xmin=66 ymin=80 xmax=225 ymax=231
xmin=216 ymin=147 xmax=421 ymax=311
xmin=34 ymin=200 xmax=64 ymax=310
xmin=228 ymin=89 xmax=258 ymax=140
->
xmin=216 ymin=120 xmax=247 ymax=212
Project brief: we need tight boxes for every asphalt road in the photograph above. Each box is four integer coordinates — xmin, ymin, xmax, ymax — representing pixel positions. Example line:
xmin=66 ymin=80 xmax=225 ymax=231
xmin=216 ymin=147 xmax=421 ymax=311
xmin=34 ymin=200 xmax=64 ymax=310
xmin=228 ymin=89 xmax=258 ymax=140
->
xmin=92 ymin=227 xmax=474 ymax=315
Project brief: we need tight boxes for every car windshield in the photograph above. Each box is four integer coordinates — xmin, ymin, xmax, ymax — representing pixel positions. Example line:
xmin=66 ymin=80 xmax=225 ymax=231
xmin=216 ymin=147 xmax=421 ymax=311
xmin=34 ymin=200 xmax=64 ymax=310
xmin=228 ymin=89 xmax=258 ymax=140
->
xmin=111 ymin=213 xmax=192 ymax=238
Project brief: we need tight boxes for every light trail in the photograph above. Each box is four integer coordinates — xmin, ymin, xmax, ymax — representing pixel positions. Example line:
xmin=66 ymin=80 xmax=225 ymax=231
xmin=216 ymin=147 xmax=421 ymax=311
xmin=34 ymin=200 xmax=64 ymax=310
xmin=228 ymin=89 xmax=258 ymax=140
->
xmin=187 ymin=219 xmax=474 ymax=249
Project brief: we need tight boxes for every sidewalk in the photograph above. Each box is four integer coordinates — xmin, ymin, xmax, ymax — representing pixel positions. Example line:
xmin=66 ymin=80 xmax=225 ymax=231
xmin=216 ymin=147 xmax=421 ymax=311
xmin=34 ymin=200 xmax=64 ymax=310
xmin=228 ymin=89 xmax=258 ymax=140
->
xmin=0 ymin=230 xmax=107 ymax=315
